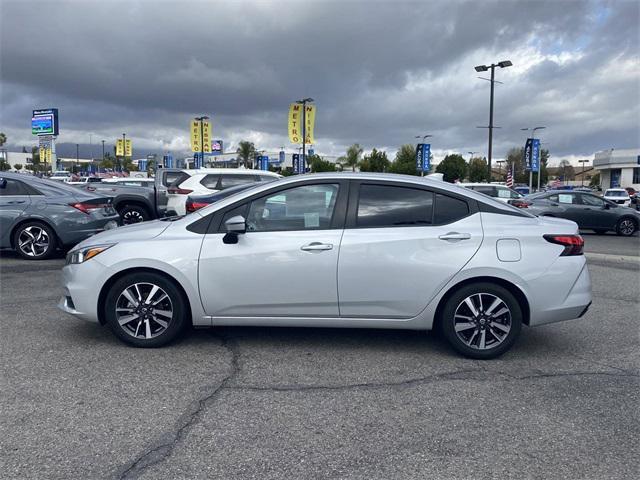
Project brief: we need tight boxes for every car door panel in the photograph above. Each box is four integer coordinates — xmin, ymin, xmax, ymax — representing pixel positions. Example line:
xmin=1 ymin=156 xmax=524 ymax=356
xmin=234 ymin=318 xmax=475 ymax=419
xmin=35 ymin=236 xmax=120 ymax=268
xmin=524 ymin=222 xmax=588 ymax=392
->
xmin=0 ymin=179 xmax=32 ymax=246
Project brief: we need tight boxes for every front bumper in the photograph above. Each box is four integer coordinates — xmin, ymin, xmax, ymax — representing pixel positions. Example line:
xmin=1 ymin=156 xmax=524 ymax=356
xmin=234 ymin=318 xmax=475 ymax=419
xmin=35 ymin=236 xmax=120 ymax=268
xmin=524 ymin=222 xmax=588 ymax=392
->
xmin=57 ymin=260 xmax=106 ymax=323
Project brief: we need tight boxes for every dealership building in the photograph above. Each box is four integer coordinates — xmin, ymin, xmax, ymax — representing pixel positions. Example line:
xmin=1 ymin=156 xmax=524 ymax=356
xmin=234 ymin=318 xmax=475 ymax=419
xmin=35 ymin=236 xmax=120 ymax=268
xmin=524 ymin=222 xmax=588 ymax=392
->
xmin=593 ymin=148 xmax=640 ymax=189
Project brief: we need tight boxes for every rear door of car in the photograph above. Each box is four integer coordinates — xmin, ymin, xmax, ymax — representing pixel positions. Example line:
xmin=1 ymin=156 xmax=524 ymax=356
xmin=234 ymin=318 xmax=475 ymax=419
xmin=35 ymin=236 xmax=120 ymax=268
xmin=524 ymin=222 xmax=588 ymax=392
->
xmin=337 ymin=180 xmax=483 ymax=318
xmin=577 ymin=193 xmax=617 ymax=229
xmin=0 ymin=177 xmax=32 ymax=245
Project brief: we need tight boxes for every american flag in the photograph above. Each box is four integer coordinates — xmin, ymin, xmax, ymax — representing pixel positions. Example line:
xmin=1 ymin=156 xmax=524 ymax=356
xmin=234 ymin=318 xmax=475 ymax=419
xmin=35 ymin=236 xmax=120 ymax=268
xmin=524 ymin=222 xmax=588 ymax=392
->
xmin=506 ymin=165 xmax=514 ymax=187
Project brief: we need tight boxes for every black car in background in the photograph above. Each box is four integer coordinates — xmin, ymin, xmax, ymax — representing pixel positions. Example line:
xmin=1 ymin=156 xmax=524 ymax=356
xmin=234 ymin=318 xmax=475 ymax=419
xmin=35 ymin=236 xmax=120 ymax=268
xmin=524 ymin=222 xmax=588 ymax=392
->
xmin=524 ymin=190 xmax=640 ymax=236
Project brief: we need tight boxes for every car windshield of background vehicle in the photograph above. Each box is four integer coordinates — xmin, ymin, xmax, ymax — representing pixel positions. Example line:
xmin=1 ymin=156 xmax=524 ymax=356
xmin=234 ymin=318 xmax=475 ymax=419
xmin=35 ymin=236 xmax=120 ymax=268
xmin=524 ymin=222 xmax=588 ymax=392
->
xmin=605 ymin=190 xmax=627 ymax=197
xmin=246 ymin=184 xmax=339 ymax=231
xmin=357 ymin=184 xmax=434 ymax=227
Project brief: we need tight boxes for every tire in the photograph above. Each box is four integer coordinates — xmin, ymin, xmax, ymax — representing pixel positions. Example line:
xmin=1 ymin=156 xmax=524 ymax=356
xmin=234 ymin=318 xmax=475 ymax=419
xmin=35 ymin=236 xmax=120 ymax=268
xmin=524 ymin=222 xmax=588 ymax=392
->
xmin=593 ymin=229 xmax=608 ymax=235
xmin=13 ymin=221 xmax=57 ymax=260
xmin=104 ymin=272 xmax=188 ymax=347
xmin=118 ymin=204 xmax=150 ymax=225
xmin=616 ymin=217 xmax=637 ymax=236
xmin=441 ymin=282 xmax=522 ymax=360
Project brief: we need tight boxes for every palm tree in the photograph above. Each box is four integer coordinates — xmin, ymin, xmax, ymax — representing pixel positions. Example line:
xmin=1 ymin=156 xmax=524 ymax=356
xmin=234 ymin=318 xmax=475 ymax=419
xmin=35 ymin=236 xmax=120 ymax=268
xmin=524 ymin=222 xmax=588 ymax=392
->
xmin=0 ymin=132 xmax=6 ymax=147
xmin=339 ymin=144 xmax=363 ymax=172
xmin=236 ymin=141 xmax=256 ymax=168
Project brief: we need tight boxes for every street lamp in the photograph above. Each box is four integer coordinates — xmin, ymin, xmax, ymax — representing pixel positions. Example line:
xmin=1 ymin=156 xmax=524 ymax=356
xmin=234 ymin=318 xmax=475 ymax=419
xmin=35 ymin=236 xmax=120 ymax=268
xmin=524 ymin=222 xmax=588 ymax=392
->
xmin=578 ymin=159 xmax=589 ymax=187
xmin=295 ymin=98 xmax=314 ymax=173
xmin=521 ymin=126 xmax=546 ymax=192
xmin=415 ymin=134 xmax=432 ymax=143
xmin=496 ymin=159 xmax=505 ymax=178
xmin=474 ymin=60 xmax=512 ymax=178
xmin=468 ymin=151 xmax=478 ymax=160
xmin=101 ymin=140 xmax=105 ymax=161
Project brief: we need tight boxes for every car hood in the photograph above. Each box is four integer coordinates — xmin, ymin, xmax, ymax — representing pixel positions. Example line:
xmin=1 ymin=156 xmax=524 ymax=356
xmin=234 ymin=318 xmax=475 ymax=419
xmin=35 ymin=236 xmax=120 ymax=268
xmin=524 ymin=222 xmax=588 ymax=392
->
xmin=71 ymin=220 xmax=172 ymax=250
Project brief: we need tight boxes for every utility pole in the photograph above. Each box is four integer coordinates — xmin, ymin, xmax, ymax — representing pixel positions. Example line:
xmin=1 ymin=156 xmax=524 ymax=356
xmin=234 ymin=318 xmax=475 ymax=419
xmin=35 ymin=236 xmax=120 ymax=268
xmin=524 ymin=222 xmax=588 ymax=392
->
xmin=75 ymin=143 xmax=79 ymax=173
xmin=475 ymin=60 xmax=512 ymax=179
xmin=578 ymin=159 xmax=589 ymax=187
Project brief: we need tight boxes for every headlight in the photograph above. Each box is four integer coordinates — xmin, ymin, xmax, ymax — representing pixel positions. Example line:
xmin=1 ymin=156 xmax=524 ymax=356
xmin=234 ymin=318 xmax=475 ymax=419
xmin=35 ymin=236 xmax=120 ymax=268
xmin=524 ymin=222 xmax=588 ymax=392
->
xmin=66 ymin=244 xmax=115 ymax=265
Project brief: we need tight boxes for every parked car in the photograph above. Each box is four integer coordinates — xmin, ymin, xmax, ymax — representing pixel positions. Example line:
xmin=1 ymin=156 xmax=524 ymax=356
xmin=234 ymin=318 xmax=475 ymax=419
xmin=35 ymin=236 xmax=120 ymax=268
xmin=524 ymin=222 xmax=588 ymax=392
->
xmin=49 ymin=171 xmax=73 ymax=183
xmin=166 ymin=168 xmax=281 ymax=215
xmin=524 ymin=190 xmax=639 ymax=236
xmin=0 ymin=172 xmax=119 ymax=259
xmin=185 ymin=182 xmax=261 ymax=213
xmin=101 ymin=177 xmax=155 ymax=187
xmin=460 ymin=183 xmax=524 ymax=206
xmin=514 ymin=186 xmax=530 ymax=196
xmin=67 ymin=176 xmax=103 ymax=186
xmin=77 ymin=182 xmax=163 ymax=224
xmin=602 ymin=188 xmax=630 ymax=205
xmin=60 ymin=173 xmax=592 ymax=359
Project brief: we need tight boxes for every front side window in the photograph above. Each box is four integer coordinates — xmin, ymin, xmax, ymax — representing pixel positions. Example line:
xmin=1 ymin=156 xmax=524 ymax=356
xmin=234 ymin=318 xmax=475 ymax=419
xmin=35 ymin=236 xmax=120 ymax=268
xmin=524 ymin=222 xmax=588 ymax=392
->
xmin=0 ymin=179 xmax=28 ymax=196
xmin=246 ymin=184 xmax=339 ymax=232
xmin=580 ymin=194 xmax=605 ymax=207
xmin=357 ymin=184 xmax=433 ymax=227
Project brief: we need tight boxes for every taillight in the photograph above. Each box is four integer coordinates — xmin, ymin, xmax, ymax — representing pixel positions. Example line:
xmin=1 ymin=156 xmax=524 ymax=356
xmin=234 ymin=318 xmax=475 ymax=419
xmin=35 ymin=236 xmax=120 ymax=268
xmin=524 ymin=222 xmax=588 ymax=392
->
xmin=510 ymin=200 xmax=529 ymax=208
xmin=87 ymin=186 xmax=96 ymax=192
xmin=544 ymin=234 xmax=584 ymax=256
xmin=168 ymin=187 xmax=193 ymax=195
xmin=70 ymin=203 xmax=108 ymax=214
xmin=185 ymin=200 xmax=210 ymax=213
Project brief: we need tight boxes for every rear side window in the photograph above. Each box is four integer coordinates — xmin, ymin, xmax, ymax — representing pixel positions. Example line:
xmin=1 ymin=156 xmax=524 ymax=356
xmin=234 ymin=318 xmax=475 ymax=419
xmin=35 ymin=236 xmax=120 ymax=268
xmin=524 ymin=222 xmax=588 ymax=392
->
xmin=0 ymin=179 xmax=29 ymax=195
xmin=471 ymin=185 xmax=496 ymax=197
xmin=434 ymin=194 xmax=470 ymax=224
xmin=549 ymin=193 xmax=576 ymax=204
xmin=164 ymin=171 xmax=189 ymax=187
xmin=357 ymin=184 xmax=433 ymax=227
xmin=259 ymin=175 xmax=278 ymax=182
xmin=200 ymin=174 xmax=220 ymax=189
xmin=219 ymin=174 xmax=258 ymax=190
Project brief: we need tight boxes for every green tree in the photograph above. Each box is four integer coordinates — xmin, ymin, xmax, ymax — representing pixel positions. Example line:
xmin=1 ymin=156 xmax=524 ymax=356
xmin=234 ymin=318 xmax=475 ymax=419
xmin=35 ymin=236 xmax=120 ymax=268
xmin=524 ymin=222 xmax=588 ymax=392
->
xmin=589 ymin=172 xmax=600 ymax=187
xmin=468 ymin=157 xmax=489 ymax=182
xmin=236 ymin=141 xmax=256 ymax=168
xmin=13 ymin=163 xmax=23 ymax=171
xmin=359 ymin=148 xmax=390 ymax=172
xmin=337 ymin=144 xmax=363 ymax=172
xmin=0 ymin=132 xmax=7 ymax=147
xmin=308 ymin=154 xmax=336 ymax=172
xmin=0 ymin=160 xmax=10 ymax=171
xmin=388 ymin=144 xmax=419 ymax=175
xmin=558 ymin=159 xmax=575 ymax=181
xmin=100 ymin=152 xmax=115 ymax=169
xmin=436 ymin=154 xmax=467 ymax=182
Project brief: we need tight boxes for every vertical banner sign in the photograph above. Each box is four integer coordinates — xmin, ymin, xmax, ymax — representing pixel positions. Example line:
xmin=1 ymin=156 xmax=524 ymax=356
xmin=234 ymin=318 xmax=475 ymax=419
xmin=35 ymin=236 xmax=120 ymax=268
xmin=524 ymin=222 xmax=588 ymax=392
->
xmin=531 ymin=138 xmax=541 ymax=173
xmin=124 ymin=139 xmax=132 ymax=157
xmin=292 ymin=153 xmax=300 ymax=174
xmin=116 ymin=139 xmax=124 ymax=156
xmin=202 ymin=121 xmax=211 ymax=153
xmin=300 ymin=154 xmax=305 ymax=173
xmin=422 ymin=144 xmax=431 ymax=172
xmin=288 ymin=104 xmax=301 ymax=143
xmin=190 ymin=120 xmax=201 ymax=152
xmin=279 ymin=150 xmax=285 ymax=164
xmin=304 ymin=105 xmax=316 ymax=144
xmin=524 ymin=138 xmax=533 ymax=171
xmin=138 ymin=158 xmax=148 ymax=171
xmin=416 ymin=143 xmax=424 ymax=171
xmin=262 ymin=156 xmax=269 ymax=170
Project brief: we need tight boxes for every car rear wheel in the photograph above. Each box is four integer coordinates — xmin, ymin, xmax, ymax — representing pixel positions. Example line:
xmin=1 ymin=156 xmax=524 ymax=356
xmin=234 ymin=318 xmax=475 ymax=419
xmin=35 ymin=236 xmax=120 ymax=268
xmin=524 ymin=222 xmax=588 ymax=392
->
xmin=13 ymin=222 xmax=57 ymax=260
xmin=616 ymin=218 xmax=637 ymax=236
xmin=441 ymin=283 xmax=522 ymax=359
xmin=104 ymin=272 xmax=188 ymax=347
xmin=118 ymin=204 xmax=150 ymax=225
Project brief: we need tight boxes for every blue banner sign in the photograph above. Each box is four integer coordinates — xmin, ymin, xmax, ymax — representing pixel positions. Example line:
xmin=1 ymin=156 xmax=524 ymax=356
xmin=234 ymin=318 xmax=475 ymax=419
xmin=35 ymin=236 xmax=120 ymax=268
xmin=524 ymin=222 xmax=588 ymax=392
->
xmin=256 ymin=155 xmax=269 ymax=171
xmin=194 ymin=152 xmax=203 ymax=168
xmin=138 ymin=159 xmax=147 ymax=171
xmin=292 ymin=153 xmax=302 ymax=174
xmin=524 ymin=138 xmax=533 ymax=171
xmin=279 ymin=150 xmax=285 ymax=164
xmin=416 ymin=143 xmax=431 ymax=172
xmin=531 ymin=138 xmax=540 ymax=173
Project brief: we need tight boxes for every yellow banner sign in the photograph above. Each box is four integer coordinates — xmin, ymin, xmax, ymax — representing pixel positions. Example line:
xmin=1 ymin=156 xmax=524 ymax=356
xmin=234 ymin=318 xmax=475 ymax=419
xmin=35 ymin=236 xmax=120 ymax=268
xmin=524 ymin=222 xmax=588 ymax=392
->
xmin=288 ymin=103 xmax=316 ymax=144
xmin=190 ymin=120 xmax=201 ymax=152
xmin=39 ymin=147 xmax=50 ymax=163
xmin=202 ymin=120 xmax=211 ymax=153
xmin=191 ymin=119 xmax=212 ymax=153
xmin=116 ymin=139 xmax=132 ymax=157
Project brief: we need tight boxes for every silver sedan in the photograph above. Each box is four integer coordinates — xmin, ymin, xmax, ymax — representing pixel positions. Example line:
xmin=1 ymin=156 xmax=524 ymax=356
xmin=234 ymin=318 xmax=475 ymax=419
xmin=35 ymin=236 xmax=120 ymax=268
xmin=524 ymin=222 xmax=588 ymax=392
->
xmin=59 ymin=173 xmax=592 ymax=359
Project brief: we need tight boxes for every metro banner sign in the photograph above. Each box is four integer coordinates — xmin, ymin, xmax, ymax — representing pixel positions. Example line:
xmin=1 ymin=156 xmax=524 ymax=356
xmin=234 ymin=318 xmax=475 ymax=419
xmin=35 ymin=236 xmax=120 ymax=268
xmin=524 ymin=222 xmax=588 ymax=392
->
xmin=116 ymin=139 xmax=132 ymax=157
xmin=190 ymin=119 xmax=212 ymax=153
xmin=288 ymin=103 xmax=315 ymax=144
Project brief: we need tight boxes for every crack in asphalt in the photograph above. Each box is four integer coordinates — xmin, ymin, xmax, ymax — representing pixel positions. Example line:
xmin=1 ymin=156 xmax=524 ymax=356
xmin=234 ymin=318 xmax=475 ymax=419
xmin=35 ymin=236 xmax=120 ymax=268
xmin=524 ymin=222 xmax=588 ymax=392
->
xmin=116 ymin=333 xmax=240 ymax=480
xmin=113 ymin=333 xmax=637 ymax=479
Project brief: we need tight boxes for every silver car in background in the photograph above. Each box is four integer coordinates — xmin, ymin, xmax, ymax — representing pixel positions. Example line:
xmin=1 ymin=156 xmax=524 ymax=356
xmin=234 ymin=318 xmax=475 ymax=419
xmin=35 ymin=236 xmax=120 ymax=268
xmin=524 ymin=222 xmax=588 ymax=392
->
xmin=0 ymin=172 xmax=120 ymax=259
xmin=59 ymin=173 xmax=592 ymax=359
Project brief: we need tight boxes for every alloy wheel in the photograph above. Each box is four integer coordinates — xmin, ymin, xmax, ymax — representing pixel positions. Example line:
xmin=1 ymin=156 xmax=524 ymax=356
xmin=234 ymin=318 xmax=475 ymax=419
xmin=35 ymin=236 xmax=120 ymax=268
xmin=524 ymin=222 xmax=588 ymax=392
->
xmin=115 ymin=282 xmax=173 ymax=339
xmin=18 ymin=226 xmax=50 ymax=257
xmin=453 ymin=293 xmax=512 ymax=350
xmin=122 ymin=210 xmax=145 ymax=224
xmin=619 ymin=219 xmax=635 ymax=236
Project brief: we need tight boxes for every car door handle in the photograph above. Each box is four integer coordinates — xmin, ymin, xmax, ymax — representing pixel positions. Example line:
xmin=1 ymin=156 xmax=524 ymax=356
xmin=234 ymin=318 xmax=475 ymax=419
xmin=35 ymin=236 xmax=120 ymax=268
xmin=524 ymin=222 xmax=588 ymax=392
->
xmin=7 ymin=200 xmax=26 ymax=204
xmin=438 ymin=232 xmax=471 ymax=241
xmin=301 ymin=242 xmax=333 ymax=252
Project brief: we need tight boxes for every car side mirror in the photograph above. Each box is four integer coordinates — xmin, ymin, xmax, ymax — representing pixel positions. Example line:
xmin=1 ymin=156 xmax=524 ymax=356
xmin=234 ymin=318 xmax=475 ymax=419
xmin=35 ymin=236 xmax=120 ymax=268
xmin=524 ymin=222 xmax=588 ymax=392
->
xmin=603 ymin=203 xmax=610 ymax=210
xmin=223 ymin=215 xmax=246 ymax=244
xmin=0 ymin=178 xmax=6 ymax=189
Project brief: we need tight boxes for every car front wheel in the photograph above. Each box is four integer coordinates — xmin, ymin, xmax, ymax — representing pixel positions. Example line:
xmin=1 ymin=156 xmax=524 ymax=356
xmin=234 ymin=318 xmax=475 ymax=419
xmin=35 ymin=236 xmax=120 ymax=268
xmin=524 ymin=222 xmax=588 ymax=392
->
xmin=13 ymin=221 xmax=57 ymax=260
xmin=104 ymin=272 xmax=188 ymax=347
xmin=118 ymin=204 xmax=150 ymax=225
xmin=616 ymin=218 xmax=637 ymax=236
xmin=441 ymin=283 xmax=522 ymax=359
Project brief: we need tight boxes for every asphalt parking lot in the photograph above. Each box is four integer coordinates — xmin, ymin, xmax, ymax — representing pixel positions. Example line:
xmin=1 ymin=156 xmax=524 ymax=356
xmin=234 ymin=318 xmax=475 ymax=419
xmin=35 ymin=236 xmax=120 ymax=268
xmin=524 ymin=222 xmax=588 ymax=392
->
xmin=1 ymin=234 xmax=638 ymax=480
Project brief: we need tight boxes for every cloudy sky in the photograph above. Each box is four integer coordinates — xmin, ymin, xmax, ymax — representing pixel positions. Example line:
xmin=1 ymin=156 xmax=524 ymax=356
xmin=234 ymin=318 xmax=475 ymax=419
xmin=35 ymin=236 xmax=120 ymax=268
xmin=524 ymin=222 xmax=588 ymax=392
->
xmin=1 ymin=0 xmax=638 ymax=164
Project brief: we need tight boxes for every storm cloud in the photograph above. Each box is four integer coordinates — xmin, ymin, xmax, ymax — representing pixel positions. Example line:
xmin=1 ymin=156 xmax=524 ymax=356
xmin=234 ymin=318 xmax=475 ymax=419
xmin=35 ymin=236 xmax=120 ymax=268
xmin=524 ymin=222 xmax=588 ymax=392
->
xmin=1 ymin=0 xmax=638 ymax=163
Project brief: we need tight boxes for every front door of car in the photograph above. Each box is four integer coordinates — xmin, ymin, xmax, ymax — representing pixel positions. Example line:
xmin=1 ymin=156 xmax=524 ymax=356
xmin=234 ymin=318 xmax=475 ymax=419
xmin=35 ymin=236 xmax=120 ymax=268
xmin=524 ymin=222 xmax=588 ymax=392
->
xmin=0 ymin=178 xmax=32 ymax=245
xmin=198 ymin=181 xmax=348 ymax=317
xmin=337 ymin=182 xmax=483 ymax=318
xmin=577 ymin=193 xmax=616 ymax=229
xmin=547 ymin=193 xmax=582 ymax=223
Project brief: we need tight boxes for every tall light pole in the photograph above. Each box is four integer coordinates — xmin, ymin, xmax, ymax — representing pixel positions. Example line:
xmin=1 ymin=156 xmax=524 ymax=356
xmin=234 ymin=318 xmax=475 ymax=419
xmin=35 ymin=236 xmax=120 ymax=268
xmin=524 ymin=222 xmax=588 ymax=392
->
xmin=101 ymin=140 xmax=105 ymax=162
xmin=578 ymin=159 xmax=589 ymax=187
xmin=468 ymin=151 xmax=478 ymax=160
xmin=521 ymin=126 xmax=546 ymax=192
xmin=75 ymin=143 xmax=80 ymax=173
xmin=296 ymin=98 xmax=313 ymax=173
xmin=475 ymin=60 xmax=512 ymax=179
xmin=496 ymin=159 xmax=505 ymax=179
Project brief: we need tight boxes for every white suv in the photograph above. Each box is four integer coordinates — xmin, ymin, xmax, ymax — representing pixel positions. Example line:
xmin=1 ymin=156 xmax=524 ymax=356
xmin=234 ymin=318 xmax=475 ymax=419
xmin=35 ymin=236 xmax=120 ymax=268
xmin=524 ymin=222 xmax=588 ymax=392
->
xmin=167 ymin=168 xmax=281 ymax=215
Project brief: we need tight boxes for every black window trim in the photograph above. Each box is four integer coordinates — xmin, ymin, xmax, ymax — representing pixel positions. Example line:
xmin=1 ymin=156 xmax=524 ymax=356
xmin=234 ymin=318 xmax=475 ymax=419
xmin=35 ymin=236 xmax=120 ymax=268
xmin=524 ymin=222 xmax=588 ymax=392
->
xmin=345 ymin=179 xmax=478 ymax=229
xmin=202 ymin=179 xmax=350 ymax=234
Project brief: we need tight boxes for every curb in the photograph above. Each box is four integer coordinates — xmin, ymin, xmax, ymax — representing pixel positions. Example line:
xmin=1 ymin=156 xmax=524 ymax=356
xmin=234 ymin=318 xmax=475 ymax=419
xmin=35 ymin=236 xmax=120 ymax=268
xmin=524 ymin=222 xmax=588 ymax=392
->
xmin=585 ymin=252 xmax=640 ymax=267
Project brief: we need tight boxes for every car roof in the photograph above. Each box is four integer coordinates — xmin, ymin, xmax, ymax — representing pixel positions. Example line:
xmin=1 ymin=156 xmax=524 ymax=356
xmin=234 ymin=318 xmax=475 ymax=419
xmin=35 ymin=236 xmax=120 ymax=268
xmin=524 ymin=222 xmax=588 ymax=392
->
xmin=460 ymin=183 xmax=511 ymax=188
xmin=181 ymin=168 xmax=281 ymax=176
